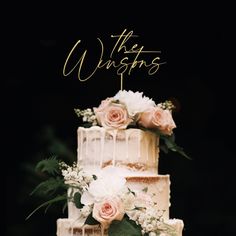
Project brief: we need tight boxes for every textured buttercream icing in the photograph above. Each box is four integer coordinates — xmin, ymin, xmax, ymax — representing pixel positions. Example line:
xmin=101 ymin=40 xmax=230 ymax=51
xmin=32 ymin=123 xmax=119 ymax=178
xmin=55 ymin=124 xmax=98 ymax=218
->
xmin=57 ymin=218 xmax=184 ymax=236
xmin=77 ymin=126 xmax=159 ymax=175
xmin=126 ymin=175 xmax=170 ymax=220
xmin=56 ymin=90 xmax=184 ymax=235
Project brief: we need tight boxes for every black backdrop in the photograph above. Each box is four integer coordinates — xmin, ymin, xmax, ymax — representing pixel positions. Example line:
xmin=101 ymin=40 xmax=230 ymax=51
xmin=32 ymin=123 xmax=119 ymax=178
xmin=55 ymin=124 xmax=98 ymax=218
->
xmin=4 ymin=9 xmax=235 ymax=236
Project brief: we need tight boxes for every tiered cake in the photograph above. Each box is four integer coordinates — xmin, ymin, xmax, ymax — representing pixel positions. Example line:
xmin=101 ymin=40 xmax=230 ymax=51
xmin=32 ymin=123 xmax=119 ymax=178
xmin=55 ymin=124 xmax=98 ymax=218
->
xmin=57 ymin=90 xmax=184 ymax=236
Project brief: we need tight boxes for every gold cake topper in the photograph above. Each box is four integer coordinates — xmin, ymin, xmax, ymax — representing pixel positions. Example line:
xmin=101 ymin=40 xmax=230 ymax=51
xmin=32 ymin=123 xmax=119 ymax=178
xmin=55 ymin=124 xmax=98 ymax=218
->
xmin=63 ymin=29 xmax=166 ymax=90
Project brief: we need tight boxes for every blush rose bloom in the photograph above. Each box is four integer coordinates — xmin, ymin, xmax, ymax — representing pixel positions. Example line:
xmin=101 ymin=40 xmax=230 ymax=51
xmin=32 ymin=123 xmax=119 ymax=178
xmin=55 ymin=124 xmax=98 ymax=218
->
xmin=92 ymin=197 xmax=125 ymax=229
xmin=138 ymin=107 xmax=176 ymax=135
xmin=94 ymin=102 xmax=132 ymax=129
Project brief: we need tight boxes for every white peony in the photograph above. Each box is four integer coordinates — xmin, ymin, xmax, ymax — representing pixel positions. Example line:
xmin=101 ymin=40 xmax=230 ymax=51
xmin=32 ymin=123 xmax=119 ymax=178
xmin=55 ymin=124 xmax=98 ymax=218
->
xmin=114 ymin=90 xmax=156 ymax=117
xmin=81 ymin=166 xmax=127 ymax=205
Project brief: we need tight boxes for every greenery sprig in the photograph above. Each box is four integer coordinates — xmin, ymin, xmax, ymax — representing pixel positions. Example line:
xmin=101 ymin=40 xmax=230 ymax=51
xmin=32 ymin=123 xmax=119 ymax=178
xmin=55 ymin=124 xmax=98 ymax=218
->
xmin=26 ymin=157 xmax=68 ymax=220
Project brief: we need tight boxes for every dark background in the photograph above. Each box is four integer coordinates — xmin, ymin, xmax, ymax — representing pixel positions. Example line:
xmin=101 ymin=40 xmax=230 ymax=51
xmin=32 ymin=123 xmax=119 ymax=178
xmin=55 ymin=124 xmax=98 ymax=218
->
xmin=4 ymin=8 xmax=235 ymax=236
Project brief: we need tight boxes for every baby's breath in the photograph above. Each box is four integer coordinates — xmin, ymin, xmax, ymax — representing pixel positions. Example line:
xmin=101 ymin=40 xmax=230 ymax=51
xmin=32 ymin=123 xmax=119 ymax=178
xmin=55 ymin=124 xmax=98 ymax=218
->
xmin=74 ymin=108 xmax=97 ymax=126
xmin=157 ymin=100 xmax=175 ymax=111
xmin=59 ymin=161 xmax=93 ymax=191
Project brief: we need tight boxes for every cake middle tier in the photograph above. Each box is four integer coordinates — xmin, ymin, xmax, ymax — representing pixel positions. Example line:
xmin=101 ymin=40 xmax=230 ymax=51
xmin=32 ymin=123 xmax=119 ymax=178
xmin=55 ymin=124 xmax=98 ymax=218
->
xmin=68 ymin=175 xmax=170 ymax=221
xmin=77 ymin=126 xmax=159 ymax=174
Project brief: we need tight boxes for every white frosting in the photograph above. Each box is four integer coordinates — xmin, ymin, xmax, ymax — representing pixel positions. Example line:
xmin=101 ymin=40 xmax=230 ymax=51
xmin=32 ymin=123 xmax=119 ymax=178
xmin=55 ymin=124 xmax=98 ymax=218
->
xmin=57 ymin=125 xmax=184 ymax=236
xmin=57 ymin=219 xmax=106 ymax=236
xmin=57 ymin=218 xmax=184 ymax=236
xmin=166 ymin=219 xmax=184 ymax=234
xmin=77 ymin=126 xmax=159 ymax=174
xmin=67 ymin=188 xmax=81 ymax=219
xmin=126 ymin=175 xmax=170 ymax=220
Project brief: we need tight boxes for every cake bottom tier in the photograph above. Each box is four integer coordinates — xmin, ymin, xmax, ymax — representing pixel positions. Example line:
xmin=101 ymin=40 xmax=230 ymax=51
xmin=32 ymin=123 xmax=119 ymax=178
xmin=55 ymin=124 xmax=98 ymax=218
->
xmin=57 ymin=218 xmax=184 ymax=236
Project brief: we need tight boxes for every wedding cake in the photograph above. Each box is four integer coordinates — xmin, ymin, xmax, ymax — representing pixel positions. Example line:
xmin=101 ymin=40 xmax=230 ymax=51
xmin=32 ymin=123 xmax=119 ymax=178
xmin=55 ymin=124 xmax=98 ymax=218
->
xmin=56 ymin=90 xmax=184 ymax=236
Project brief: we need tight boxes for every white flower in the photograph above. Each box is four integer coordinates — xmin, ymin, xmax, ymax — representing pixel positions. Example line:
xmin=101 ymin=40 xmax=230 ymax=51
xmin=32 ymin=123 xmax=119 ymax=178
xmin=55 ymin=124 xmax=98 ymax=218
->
xmin=122 ymin=192 xmax=135 ymax=210
xmin=80 ymin=205 xmax=91 ymax=217
xmin=137 ymin=213 xmax=146 ymax=224
xmin=114 ymin=90 xmax=156 ymax=117
xmin=81 ymin=166 xmax=126 ymax=205
xmin=126 ymin=210 xmax=141 ymax=222
xmin=149 ymin=232 xmax=157 ymax=236
xmin=146 ymin=224 xmax=154 ymax=232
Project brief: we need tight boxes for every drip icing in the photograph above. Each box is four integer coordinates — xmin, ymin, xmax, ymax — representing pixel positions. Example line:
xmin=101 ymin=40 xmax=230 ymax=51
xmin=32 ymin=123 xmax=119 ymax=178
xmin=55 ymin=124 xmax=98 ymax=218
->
xmin=57 ymin=218 xmax=183 ymax=236
xmin=82 ymin=226 xmax=85 ymax=236
xmin=125 ymin=131 xmax=129 ymax=160
xmin=145 ymin=135 xmax=149 ymax=163
xmin=100 ymin=129 xmax=105 ymax=168
xmin=69 ymin=217 xmax=82 ymax=236
xmin=112 ymin=129 xmax=118 ymax=166
xmin=93 ymin=130 xmax=97 ymax=168
xmin=79 ymin=130 xmax=83 ymax=161
xmin=85 ymin=130 xmax=89 ymax=156
xmin=101 ymin=225 xmax=104 ymax=236
xmin=77 ymin=127 xmax=159 ymax=174
xmin=137 ymin=130 xmax=141 ymax=159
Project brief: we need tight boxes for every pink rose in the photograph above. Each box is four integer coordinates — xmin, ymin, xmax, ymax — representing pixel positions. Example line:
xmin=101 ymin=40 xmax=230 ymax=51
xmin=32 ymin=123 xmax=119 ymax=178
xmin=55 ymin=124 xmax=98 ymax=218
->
xmin=94 ymin=102 xmax=132 ymax=129
xmin=92 ymin=197 xmax=125 ymax=229
xmin=138 ymin=107 xmax=176 ymax=135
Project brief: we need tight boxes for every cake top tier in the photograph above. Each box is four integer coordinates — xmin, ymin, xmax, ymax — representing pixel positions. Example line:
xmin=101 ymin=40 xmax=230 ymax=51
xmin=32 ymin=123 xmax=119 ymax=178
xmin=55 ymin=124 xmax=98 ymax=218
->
xmin=77 ymin=126 xmax=159 ymax=175
xmin=75 ymin=89 xmax=189 ymax=159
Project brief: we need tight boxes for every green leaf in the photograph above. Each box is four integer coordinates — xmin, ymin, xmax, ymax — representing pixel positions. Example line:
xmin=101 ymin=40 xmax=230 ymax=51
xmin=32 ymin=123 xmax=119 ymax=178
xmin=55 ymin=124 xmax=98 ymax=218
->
xmin=162 ymin=135 xmax=175 ymax=149
xmin=84 ymin=212 xmax=100 ymax=225
xmin=173 ymin=146 xmax=192 ymax=160
xmin=160 ymin=135 xmax=191 ymax=160
xmin=108 ymin=216 xmax=142 ymax=236
xmin=73 ymin=192 xmax=84 ymax=209
xmin=25 ymin=194 xmax=67 ymax=220
xmin=160 ymin=144 xmax=169 ymax=154
xmin=139 ymin=126 xmax=191 ymax=159
xmin=30 ymin=177 xmax=66 ymax=197
xmin=35 ymin=156 xmax=60 ymax=175
xmin=82 ymin=123 xmax=93 ymax=128
xmin=92 ymin=175 xmax=97 ymax=180
xmin=62 ymin=202 xmax=68 ymax=213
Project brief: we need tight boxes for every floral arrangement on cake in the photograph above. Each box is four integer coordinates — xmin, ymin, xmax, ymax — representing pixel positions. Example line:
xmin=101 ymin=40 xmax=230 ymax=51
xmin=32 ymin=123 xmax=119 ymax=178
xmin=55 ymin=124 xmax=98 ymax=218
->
xmin=27 ymin=158 xmax=177 ymax=236
xmin=75 ymin=90 xmax=189 ymax=159
xmin=26 ymin=90 xmax=188 ymax=236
